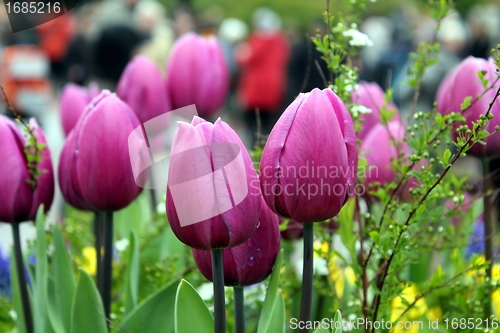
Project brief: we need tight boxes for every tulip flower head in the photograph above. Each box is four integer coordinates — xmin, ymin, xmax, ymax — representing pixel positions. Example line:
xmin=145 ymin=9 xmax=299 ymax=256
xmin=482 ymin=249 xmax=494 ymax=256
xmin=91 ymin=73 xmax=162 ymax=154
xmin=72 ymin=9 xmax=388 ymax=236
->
xmin=192 ymin=197 xmax=281 ymax=286
xmin=165 ymin=32 xmax=229 ymax=118
xmin=59 ymin=82 xmax=100 ymax=136
xmin=0 ymin=116 xmax=54 ymax=223
xmin=58 ymin=90 xmax=142 ymax=211
xmin=280 ymin=219 xmax=304 ymax=240
xmin=166 ymin=116 xmax=260 ymax=250
xmin=351 ymin=81 xmax=399 ymax=139
xmin=117 ymin=55 xmax=172 ymax=126
xmin=437 ymin=56 xmax=500 ymax=158
xmin=259 ymin=88 xmax=358 ymax=223
xmin=361 ymin=120 xmax=409 ymax=187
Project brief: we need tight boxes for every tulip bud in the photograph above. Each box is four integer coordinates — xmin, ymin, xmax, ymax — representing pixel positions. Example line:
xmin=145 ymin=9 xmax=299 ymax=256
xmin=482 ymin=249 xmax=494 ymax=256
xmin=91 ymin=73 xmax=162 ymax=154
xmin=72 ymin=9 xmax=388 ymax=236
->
xmin=166 ymin=116 xmax=260 ymax=250
xmin=117 ymin=55 xmax=172 ymax=127
xmin=361 ymin=120 xmax=409 ymax=186
xmin=192 ymin=197 xmax=280 ymax=286
xmin=260 ymin=88 xmax=358 ymax=223
xmin=59 ymin=82 xmax=100 ymax=136
xmin=280 ymin=219 xmax=303 ymax=240
xmin=58 ymin=91 xmax=142 ymax=211
xmin=165 ymin=33 xmax=229 ymax=118
xmin=437 ymin=56 xmax=500 ymax=157
xmin=0 ymin=116 xmax=54 ymax=222
xmin=351 ymin=81 xmax=400 ymax=139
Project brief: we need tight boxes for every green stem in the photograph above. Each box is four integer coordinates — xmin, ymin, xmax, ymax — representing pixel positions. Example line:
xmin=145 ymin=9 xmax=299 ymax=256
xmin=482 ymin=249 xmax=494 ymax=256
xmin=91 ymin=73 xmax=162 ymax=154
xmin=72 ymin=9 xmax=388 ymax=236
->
xmin=102 ymin=211 xmax=114 ymax=326
xmin=234 ymin=287 xmax=245 ymax=333
xmin=299 ymin=222 xmax=314 ymax=333
xmin=12 ymin=223 xmax=33 ymax=333
xmin=211 ymin=249 xmax=226 ymax=333
xmin=482 ymin=159 xmax=494 ymax=320
xmin=94 ymin=213 xmax=103 ymax=295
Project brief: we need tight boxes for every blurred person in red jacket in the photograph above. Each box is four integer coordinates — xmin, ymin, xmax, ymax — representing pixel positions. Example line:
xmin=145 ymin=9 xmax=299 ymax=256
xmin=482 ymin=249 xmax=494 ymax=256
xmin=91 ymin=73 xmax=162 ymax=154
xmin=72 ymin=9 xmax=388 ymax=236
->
xmin=236 ymin=7 xmax=290 ymax=146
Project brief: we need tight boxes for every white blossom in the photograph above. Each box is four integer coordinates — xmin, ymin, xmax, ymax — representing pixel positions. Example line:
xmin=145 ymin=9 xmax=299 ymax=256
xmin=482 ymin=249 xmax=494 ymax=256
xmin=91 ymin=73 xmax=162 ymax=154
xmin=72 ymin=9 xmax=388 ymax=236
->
xmin=342 ymin=29 xmax=374 ymax=47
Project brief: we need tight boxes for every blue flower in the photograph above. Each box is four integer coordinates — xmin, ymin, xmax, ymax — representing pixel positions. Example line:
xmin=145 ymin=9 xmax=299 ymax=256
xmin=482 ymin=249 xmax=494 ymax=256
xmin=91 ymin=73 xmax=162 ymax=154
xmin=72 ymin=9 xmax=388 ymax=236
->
xmin=466 ymin=220 xmax=485 ymax=259
xmin=0 ymin=252 xmax=11 ymax=298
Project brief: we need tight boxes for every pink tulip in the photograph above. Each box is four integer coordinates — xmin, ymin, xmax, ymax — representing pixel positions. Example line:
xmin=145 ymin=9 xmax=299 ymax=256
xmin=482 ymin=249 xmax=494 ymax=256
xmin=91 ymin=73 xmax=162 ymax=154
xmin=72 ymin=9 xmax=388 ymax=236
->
xmin=0 ymin=116 xmax=54 ymax=222
xmin=260 ymin=88 xmax=358 ymax=223
xmin=437 ymin=56 xmax=500 ymax=158
xmin=59 ymin=82 xmax=100 ymax=136
xmin=165 ymin=33 xmax=229 ymax=118
xmin=192 ymin=197 xmax=280 ymax=286
xmin=117 ymin=55 xmax=172 ymax=127
xmin=361 ymin=120 xmax=409 ymax=187
xmin=58 ymin=90 xmax=142 ymax=211
xmin=351 ymin=81 xmax=400 ymax=139
xmin=166 ymin=116 xmax=260 ymax=250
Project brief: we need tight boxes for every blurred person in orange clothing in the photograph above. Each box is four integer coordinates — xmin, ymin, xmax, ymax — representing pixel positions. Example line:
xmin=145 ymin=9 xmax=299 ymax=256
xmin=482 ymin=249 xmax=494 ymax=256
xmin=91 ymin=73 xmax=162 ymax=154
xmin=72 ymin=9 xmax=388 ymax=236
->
xmin=36 ymin=14 xmax=76 ymax=80
xmin=236 ymin=7 xmax=290 ymax=146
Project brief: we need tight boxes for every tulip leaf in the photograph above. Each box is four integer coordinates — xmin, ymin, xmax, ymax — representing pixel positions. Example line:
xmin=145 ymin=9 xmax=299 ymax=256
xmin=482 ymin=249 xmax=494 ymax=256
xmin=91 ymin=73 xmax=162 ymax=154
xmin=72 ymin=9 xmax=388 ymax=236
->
xmin=124 ymin=231 xmax=140 ymax=314
xmin=175 ymin=279 xmax=213 ymax=333
xmin=257 ymin=249 xmax=283 ymax=333
xmin=10 ymin=250 xmax=26 ymax=333
xmin=47 ymin=225 xmax=76 ymax=333
xmin=70 ymin=269 xmax=107 ymax=333
xmin=267 ymin=289 xmax=285 ymax=333
xmin=333 ymin=309 xmax=343 ymax=333
xmin=338 ymin=199 xmax=356 ymax=260
xmin=114 ymin=194 xmax=151 ymax=240
xmin=313 ymin=328 xmax=331 ymax=333
xmin=34 ymin=206 xmax=51 ymax=333
xmin=120 ymin=280 xmax=179 ymax=333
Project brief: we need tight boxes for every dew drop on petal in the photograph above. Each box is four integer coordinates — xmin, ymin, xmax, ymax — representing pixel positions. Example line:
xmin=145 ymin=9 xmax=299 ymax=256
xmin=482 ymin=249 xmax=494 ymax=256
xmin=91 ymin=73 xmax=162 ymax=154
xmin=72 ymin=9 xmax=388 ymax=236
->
xmin=247 ymin=256 xmax=255 ymax=267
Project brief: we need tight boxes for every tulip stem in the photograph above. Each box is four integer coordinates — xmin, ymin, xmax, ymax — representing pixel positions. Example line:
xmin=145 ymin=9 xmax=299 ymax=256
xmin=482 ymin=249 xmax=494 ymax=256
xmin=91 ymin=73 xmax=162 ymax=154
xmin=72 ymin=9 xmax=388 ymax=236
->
xmin=299 ymin=222 xmax=314 ymax=333
xmin=211 ymin=249 xmax=226 ymax=333
xmin=234 ymin=287 xmax=245 ymax=333
xmin=482 ymin=158 xmax=494 ymax=320
xmin=94 ymin=213 xmax=103 ymax=295
xmin=12 ymin=223 xmax=33 ymax=333
xmin=102 ymin=211 xmax=114 ymax=326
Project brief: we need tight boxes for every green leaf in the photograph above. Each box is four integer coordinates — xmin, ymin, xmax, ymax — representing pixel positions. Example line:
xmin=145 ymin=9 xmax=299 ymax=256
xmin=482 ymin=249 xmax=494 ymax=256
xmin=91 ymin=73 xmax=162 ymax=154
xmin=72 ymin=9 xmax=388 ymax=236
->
xmin=369 ymin=231 xmax=381 ymax=246
xmin=114 ymin=194 xmax=151 ymax=240
xmin=34 ymin=206 xmax=50 ymax=333
xmin=174 ymin=280 xmax=213 ymax=333
xmin=443 ymin=149 xmax=451 ymax=165
xmin=70 ymin=269 xmax=107 ymax=333
xmin=267 ymin=289 xmax=285 ymax=333
xmin=10 ymin=250 xmax=26 ymax=333
xmin=338 ymin=199 xmax=355 ymax=258
xmin=333 ymin=309 xmax=343 ymax=333
xmin=257 ymin=249 xmax=283 ymax=333
xmin=120 ymin=280 xmax=179 ymax=333
xmin=124 ymin=231 xmax=140 ymax=314
xmin=47 ymin=225 xmax=76 ymax=333
xmin=460 ymin=96 xmax=472 ymax=110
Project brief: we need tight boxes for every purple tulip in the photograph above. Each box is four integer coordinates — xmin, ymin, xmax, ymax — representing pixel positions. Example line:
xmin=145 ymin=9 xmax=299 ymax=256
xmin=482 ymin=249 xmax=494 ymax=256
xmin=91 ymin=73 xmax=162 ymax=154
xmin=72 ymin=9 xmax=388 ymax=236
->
xmin=192 ymin=197 xmax=280 ymax=286
xmin=280 ymin=219 xmax=304 ymax=240
xmin=437 ymin=56 xmax=500 ymax=158
xmin=0 ymin=116 xmax=54 ymax=223
xmin=165 ymin=33 xmax=229 ymax=118
xmin=361 ymin=120 xmax=409 ymax=187
xmin=58 ymin=90 xmax=142 ymax=211
xmin=259 ymin=88 xmax=358 ymax=223
xmin=117 ymin=55 xmax=172 ymax=128
xmin=166 ymin=116 xmax=260 ymax=250
xmin=351 ymin=81 xmax=399 ymax=139
xmin=59 ymin=82 xmax=100 ymax=136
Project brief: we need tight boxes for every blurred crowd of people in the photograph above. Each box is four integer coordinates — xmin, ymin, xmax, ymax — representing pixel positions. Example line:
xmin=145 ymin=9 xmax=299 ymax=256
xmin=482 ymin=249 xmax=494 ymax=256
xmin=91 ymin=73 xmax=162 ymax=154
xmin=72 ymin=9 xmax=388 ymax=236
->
xmin=0 ymin=0 xmax=498 ymax=146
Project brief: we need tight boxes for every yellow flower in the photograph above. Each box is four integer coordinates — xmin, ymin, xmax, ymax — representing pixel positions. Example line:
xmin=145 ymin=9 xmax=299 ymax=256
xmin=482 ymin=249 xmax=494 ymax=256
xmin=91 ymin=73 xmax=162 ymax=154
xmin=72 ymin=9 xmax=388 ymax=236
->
xmin=391 ymin=285 xmax=426 ymax=333
xmin=76 ymin=246 xmax=97 ymax=276
xmin=328 ymin=254 xmax=356 ymax=298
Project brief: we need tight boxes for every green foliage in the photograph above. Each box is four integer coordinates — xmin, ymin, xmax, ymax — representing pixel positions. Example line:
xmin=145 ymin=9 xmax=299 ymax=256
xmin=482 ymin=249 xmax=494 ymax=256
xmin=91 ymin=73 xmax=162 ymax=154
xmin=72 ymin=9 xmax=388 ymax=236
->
xmin=174 ymin=280 xmax=213 ymax=333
